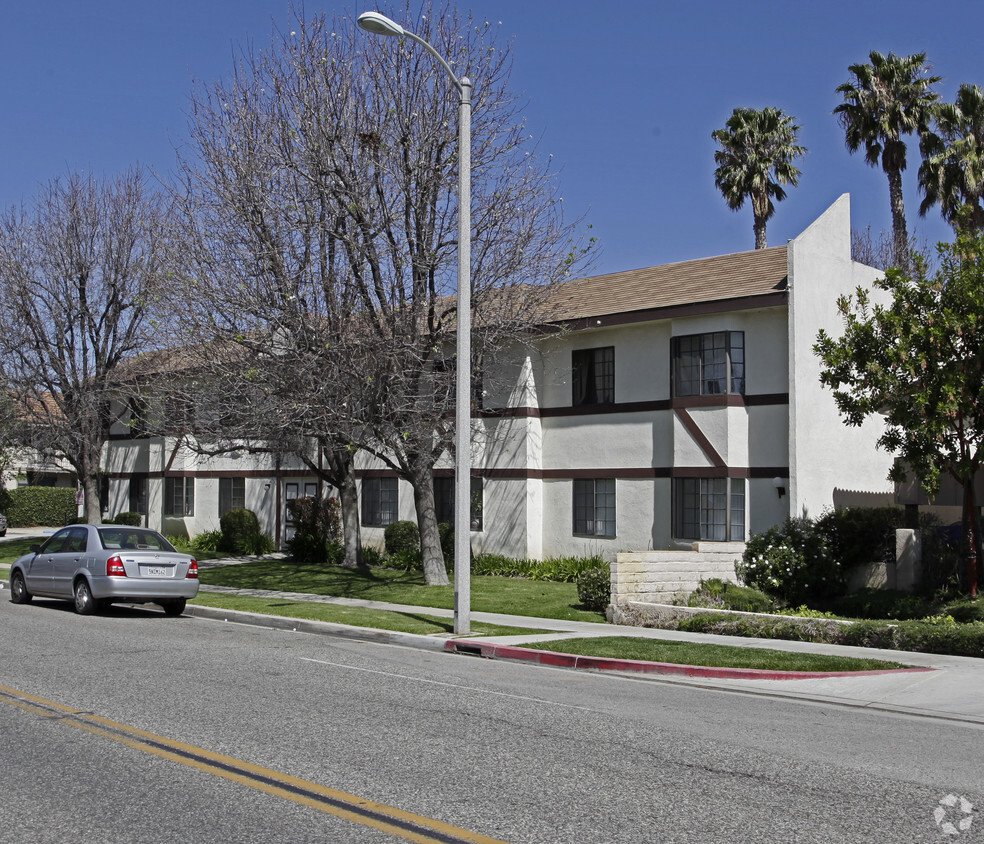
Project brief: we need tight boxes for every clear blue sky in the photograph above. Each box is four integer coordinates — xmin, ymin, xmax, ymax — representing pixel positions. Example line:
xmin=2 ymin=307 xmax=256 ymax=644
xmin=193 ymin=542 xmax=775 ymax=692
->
xmin=1 ymin=0 xmax=980 ymax=277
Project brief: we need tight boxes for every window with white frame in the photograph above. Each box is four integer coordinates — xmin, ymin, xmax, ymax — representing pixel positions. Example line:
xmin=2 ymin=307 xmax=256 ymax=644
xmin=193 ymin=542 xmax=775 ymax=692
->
xmin=361 ymin=477 xmax=398 ymax=527
xmin=671 ymin=331 xmax=744 ymax=397
xmin=573 ymin=478 xmax=616 ymax=537
xmin=164 ymin=477 xmax=195 ymax=517
xmin=572 ymin=346 xmax=615 ymax=406
xmin=219 ymin=477 xmax=246 ymax=516
xmin=673 ymin=477 xmax=745 ymax=541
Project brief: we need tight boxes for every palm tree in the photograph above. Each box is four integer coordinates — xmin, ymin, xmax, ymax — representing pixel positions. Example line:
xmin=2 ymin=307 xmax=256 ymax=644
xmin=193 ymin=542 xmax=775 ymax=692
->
xmin=834 ymin=51 xmax=941 ymax=268
xmin=712 ymin=106 xmax=806 ymax=249
xmin=919 ymin=83 xmax=984 ymax=234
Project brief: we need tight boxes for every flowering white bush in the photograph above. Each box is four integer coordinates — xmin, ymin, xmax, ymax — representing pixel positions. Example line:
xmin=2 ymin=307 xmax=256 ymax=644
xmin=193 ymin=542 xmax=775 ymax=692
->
xmin=736 ymin=517 xmax=845 ymax=607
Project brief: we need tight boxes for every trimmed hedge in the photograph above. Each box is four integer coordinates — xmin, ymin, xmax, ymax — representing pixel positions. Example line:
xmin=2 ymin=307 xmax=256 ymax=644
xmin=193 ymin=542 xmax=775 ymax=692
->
xmin=577 ymin=567 xmax=611 ymax=611
xmin=631 ymin=606 xmax=984 ymax=658
xmin=3 ymin=486 xmax=77 ymax=527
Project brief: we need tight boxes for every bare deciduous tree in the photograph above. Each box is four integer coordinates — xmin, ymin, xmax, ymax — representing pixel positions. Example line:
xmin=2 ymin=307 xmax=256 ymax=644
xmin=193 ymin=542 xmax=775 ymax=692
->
xmin=0 ymin=169 xmax=174 ymax=522
xmin=170 ymin=4 xmax=590 ymax=583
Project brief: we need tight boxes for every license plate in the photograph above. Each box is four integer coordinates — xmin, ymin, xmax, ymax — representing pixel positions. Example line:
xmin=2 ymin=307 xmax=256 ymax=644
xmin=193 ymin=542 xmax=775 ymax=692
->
xmin=141 ymin=565 xmax=171 ymax=577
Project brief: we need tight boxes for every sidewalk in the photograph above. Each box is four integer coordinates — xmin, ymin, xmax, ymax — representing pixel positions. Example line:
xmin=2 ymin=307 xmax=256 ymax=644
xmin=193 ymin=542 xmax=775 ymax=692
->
xmin=4 ymin=537 xmax=982 ymax=725
xmin=190 ymin=581 xmax=984 ymax=726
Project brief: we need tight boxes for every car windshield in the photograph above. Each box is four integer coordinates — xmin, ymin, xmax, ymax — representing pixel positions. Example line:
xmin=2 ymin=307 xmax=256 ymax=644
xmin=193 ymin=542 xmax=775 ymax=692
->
xmin=97 ymin=528 xmax=176 ymax=553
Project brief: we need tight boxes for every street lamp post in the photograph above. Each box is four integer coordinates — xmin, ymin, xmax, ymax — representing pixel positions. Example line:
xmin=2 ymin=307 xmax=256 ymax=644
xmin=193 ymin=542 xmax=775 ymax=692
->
xmin=357 ymin=11 xmax=472 ymax=634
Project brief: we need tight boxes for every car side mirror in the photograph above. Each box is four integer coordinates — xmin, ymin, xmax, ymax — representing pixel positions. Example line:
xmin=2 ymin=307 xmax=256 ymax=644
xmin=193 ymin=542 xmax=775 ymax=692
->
xmin=29 ymin=544 xmax=40 ymax=553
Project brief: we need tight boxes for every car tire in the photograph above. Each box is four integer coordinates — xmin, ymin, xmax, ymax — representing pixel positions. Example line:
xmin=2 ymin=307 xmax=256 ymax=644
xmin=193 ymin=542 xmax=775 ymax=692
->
xmin=73 ymin=579 xmax=99 ymax=615
xmin=160 ymin=598 xmax=186 ymax=617
xmin=0 ymin=529 xmax=7 ymax=537
xmin=10 ymin=570 xmax=32 ymax=604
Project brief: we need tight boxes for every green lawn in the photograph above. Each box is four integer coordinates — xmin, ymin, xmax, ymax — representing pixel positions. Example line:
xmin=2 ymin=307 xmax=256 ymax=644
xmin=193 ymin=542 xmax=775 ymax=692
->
xmin=199 ymin=560 xmax=606 ymax=622
xmin=190 ymin=592 xmax=546 ymax=637
xmin=0 ymin=539 xmax=45 ymax=563
xmin=519 ymin=636 xmax=906 ymax=672
xmin=3 ymin=552 xmax=916 ymax=672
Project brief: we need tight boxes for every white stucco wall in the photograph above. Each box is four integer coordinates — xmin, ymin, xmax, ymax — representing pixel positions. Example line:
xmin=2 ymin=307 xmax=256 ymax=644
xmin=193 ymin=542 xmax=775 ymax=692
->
xmin=787 ymin=194 xmax=895 ymax=517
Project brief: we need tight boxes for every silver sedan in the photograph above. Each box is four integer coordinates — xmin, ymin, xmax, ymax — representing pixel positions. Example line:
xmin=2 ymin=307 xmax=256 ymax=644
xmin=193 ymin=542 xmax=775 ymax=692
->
xmin=8 ymin=524 xmax=199 ymax=615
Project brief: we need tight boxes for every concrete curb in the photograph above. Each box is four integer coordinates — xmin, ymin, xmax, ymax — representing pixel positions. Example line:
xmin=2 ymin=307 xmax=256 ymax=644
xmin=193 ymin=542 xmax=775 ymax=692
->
xmin=183 ymin=603 xmax=936 ymax=681
xmin=443 ymin=639 xmax=938 ymax=680
xmin=184 ymin=603 xmax=450 ymax=653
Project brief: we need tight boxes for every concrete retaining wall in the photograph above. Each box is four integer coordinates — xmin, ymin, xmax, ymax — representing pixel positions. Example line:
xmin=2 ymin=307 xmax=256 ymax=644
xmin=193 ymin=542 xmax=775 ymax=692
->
xmin=612 ymin=542 xmax=744 ymax=605
xmin=611 ymin=530 xmax=923 ymax=608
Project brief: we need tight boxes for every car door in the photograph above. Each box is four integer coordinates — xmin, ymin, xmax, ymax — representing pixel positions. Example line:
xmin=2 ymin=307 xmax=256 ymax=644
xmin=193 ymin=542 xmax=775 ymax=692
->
xmin=50 ymin=526 xmax=91 ymax=597
xmin=22 ymin=529 xmax=72 ymax=596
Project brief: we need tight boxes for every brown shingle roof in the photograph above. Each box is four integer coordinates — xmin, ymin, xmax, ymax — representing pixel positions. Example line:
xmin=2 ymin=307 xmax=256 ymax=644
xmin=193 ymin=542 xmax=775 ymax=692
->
xmin=548 ymin=245 xmax=788 ymax=322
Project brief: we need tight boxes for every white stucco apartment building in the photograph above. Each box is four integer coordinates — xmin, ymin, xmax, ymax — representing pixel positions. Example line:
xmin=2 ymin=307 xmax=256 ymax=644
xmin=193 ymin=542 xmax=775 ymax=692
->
xmin=98 ymin=194 xmax=895 ymax=559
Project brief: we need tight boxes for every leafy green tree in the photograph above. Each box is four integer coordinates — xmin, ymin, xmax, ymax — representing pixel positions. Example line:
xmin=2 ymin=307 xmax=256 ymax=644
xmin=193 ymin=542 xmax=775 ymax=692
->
xmin=815 ymin=233 xmax=984 ymax=596
xmin=919 ymin=83 xmax=984 ymax=234
xmin=712 ymin=106 xmax=806 ymax=249
xmin=834 ymin=51 xmax=941 ymax=269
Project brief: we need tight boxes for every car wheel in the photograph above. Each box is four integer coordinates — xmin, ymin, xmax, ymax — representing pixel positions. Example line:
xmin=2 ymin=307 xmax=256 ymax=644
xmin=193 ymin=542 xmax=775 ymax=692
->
xmin=10 ymin=570 xmax=31 ymax=604
xmin=160 ymin=598 xmax=186 ymax=617
xmin=73 ymin=579 xmax=99 ymax=615
xmin=0 ymin=529 xmax=7 ymax=537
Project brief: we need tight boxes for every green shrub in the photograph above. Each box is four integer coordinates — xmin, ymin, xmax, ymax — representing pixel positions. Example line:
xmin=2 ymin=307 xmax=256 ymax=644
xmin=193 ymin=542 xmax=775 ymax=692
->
xmin=737 ymin=517 xmax=844 ymax=607
xmin=576 ymin=567 xmax=611 ymax=611
xmin=384 ymin=520 xmax=420 ymax=556
xmin=362 ymin=546 xmax=383 ymax=567
xmin=386 ymin=549 xmax=423 ymax=572
xmin=840 ymin=619 xmax=984 ymax=657
xmin=285 ymin=497 xmax=341 ymax=564
xmin=942 ymin=598 xmax=984 ymax=624
xmin=828 ymin=588 xmax=933 ymax=620
xmin=471 ymin=553 xmax=528 ymax=577
xmin=530 ymin=555 xmax=605 ymax=583
xmin=324 ymin=540 xmax=345 ymax=566
xmin=438 ymin=522 xmax=455 ymax=562
xmin=219 ymin=508 xmax=268 ymax=555
xmin=815 ymin=506 xmax=903 ymax=570
xmin=191 ymin=530 xmax=224 ymax=553
xmin=687 ymin=578 xmax=774 ymax=613
xmin=4 ymin=486 xmax=77 ymax=527
xmin=110 ymin=511 xmax=143 ymax=527
xmin=287 ymin=532 xmax=328 ymax=564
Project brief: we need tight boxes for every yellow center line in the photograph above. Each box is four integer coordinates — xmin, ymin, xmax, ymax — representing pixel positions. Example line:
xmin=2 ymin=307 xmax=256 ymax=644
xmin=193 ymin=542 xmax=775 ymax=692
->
xmin=0 ymin=684 xmax=508 ymax=844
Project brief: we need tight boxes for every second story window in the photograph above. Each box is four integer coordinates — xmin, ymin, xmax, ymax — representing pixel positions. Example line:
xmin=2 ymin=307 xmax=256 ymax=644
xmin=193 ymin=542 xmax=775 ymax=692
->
xmin=572 ymin=346 xmax=615 ymax=406
xmin=672 ymin=331 xmax=744 ymax=397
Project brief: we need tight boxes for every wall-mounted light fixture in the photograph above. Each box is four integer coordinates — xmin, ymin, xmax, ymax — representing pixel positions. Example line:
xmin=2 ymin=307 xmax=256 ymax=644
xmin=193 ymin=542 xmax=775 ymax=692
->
xmin=773 ymin=477 xmax=786 ymax=498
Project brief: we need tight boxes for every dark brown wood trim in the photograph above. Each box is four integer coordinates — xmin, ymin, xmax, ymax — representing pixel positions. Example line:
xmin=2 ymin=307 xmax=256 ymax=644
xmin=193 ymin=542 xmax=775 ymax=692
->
xmin=498 ymin=393 xmax=789 ymax=419
xmin=675 ymin=408 xmax=726 ymax=468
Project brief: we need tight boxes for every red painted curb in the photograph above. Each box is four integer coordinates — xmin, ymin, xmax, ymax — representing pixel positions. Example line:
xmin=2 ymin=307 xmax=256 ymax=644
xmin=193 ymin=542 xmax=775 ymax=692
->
xmin=444 ymin=640 xmax=936 ymax=680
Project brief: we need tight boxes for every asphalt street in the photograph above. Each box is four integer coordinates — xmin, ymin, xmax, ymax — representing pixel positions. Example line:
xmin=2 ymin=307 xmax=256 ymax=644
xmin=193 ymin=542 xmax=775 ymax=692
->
xmin=2 ymin=594 xmax=982 ymax=842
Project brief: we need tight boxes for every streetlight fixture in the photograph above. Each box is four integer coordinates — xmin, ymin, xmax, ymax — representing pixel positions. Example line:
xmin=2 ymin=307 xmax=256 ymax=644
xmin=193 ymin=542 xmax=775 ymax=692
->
xmin=357 ymin=11 xmax=473 ymax=634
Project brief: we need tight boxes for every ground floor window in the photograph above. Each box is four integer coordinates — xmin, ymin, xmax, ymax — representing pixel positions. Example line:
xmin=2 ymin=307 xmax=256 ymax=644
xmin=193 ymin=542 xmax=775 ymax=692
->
xmin=573 ymin=478 xmax=616 ymax=537
xmin=129 ymin=476 xmax=148 ymax=515
xmin=673 ymin=477 xmax=745 ymax=541
xmin=361 ymin=477 xmax=398 ymax=527
xmin=165 ymin=477 xmax=195 ymax=517
xmin=433 ymin=476 xmax=484 ymax=531
xmin=219 ymin=477 xmax=246 ymax=516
